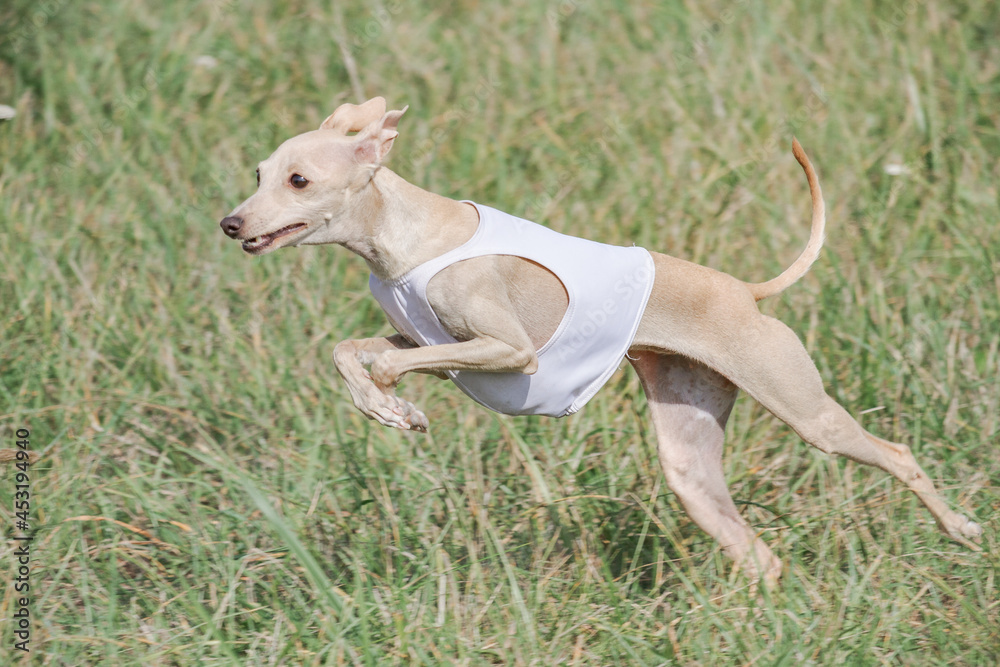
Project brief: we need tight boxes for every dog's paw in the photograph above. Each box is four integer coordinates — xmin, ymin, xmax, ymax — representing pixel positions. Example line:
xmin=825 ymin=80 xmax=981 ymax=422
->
xmin=343 ymin=370 xmax=428 ymax=432
xmin=954 ymin=517 xmax=983 ymax=541
xmin=962 ymin=519 xmax=983 ymax=538
xmin=404 ymin=407 xmax=429 ymax=433
xmin=942 ymin=515 xmax=983 ymax=550
xmin=364 ymin=394 xmax=429 ymax=433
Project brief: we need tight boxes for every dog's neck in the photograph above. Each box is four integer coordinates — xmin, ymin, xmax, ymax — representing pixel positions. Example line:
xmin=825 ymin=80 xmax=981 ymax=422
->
xmin=346 ymin=167 xmax=479 ymax=281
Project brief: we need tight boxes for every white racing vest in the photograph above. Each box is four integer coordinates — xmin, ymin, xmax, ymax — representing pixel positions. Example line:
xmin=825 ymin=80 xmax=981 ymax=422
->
xmin=368 ymin=202 xmax=655 ymax=417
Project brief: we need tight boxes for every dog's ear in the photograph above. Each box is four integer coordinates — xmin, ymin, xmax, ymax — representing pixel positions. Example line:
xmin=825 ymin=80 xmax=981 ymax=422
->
xmin=353 ymin=106 xmax=408 ymax=166
xmin=319 ymin=97 xmax=387 ymax=134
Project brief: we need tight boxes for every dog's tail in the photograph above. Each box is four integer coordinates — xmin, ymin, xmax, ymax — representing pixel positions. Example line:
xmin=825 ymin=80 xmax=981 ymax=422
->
xmin=747 ymin=138 xmax=826 ymax=302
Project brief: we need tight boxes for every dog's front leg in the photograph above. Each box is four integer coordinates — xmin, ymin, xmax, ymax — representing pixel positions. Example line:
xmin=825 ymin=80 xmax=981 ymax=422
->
xmin=333 ymin=335 xmax=431 ymax=432
xmin=369 ymin=337 xmax=537 ymax=389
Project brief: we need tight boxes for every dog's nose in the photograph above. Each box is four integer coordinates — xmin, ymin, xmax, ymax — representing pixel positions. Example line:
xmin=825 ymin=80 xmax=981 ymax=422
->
xmin=220 ymin=215 xmax=244 ymax=238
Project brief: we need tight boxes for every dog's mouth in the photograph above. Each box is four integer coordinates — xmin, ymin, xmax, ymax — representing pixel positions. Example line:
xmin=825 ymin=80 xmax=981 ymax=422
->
xmin=241 ymin=223 xmax=308 ymax=254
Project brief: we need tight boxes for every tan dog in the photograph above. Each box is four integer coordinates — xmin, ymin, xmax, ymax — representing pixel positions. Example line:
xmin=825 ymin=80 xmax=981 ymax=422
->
xmin=220 ymin=97 xmax=981 ymax=584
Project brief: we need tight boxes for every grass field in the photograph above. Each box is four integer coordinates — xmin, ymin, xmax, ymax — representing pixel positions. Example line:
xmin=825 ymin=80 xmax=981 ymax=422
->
xmin=1 ymin=0 xmax=998 ymax=664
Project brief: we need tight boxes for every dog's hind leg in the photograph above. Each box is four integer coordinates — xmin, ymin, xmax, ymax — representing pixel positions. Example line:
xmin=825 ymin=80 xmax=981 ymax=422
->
xmin=634 ymin=254 xmax=981 ymax=547
xmin=640 ymin=304 xmax=983 ymax=546
xmin=630 ymin=351 xmax=783 ymax=585
xmin=723 ymin=316 xmax=982 ymax=544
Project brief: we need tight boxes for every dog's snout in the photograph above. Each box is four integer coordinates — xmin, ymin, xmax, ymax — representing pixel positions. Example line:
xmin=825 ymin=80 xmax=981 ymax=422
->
xmin=220 ymin=215 xmax=244 ymax=238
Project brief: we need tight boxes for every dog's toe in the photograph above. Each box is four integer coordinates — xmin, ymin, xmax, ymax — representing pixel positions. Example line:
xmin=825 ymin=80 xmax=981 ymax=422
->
xmin=941 ymin=515 xmax=984 ymax=550
xmin=408 ymin=411 xmax=429 ymax=432
xmin=960 ymin=519 xmax=983 ymax=539
xmin=370 ymin=407 xmax=405 ymax=429
xmin=356 ymin=390 xmax=428 ymax=432
xmin=396 ymin=399 xmax=429 ymax=432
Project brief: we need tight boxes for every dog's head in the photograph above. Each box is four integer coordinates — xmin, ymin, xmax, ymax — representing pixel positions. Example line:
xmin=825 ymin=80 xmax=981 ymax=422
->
xmin=219 ymin=96 xmax=407 ymax=255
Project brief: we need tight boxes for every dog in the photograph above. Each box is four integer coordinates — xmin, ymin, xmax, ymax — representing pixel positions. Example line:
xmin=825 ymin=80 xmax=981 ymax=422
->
xmin=219 ymin=96 xmax=981 ymax=584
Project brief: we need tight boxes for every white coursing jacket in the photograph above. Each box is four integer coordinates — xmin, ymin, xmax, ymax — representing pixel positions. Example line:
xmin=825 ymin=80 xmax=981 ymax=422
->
xmin=369 ymin=202 xmax=655 ymax=417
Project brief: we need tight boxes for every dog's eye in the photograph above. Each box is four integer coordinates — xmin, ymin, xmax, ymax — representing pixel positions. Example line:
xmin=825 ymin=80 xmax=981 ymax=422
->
xmin=255 ymin=168 xmax=260 ymax=186
xmin=290 ymin=173 xmax=309 ymax=189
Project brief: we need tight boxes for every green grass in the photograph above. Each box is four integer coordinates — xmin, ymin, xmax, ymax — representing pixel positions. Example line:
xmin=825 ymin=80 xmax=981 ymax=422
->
xmin=2 ymin=0 xmax=998 ymax=664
